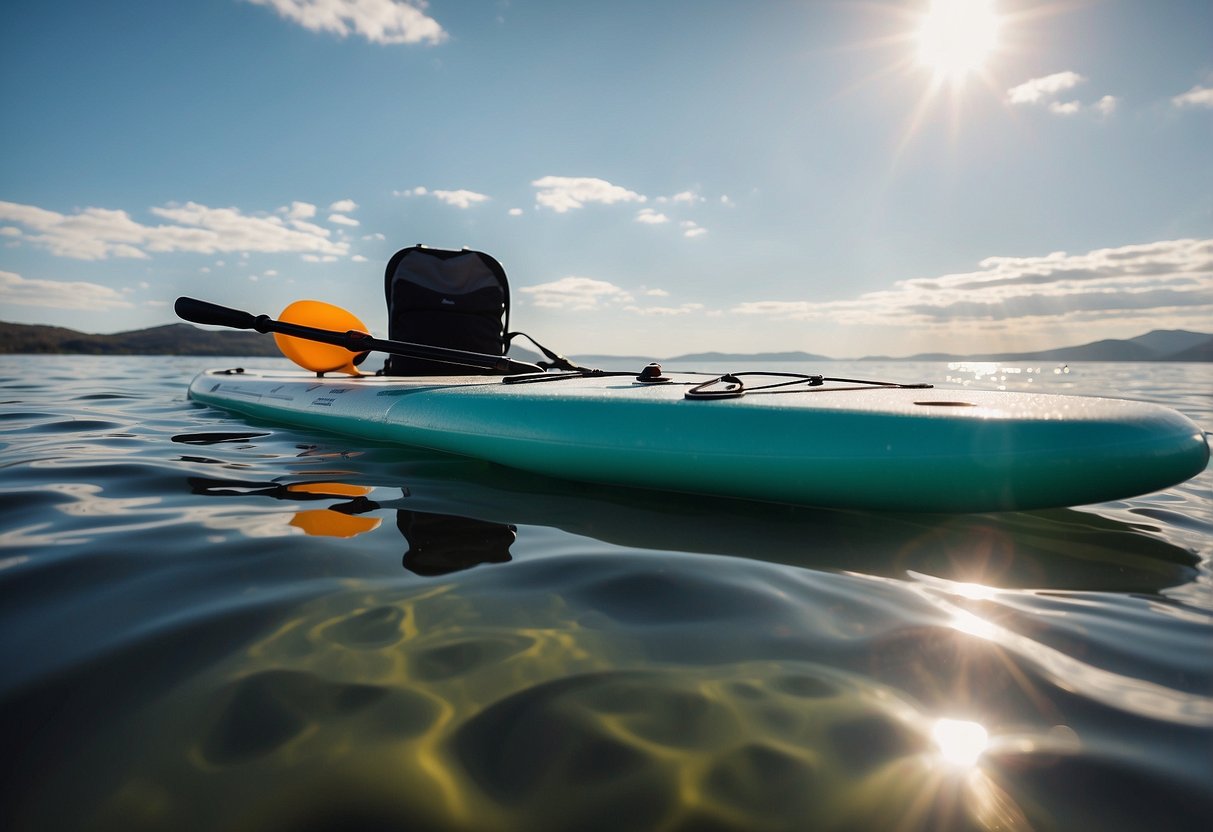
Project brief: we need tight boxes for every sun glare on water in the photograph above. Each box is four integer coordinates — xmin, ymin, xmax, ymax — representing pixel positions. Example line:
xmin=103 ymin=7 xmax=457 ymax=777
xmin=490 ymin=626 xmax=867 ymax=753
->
xmin=932 ymin=718 xmax=990 ymax=767
xmin=917 ymin=0 xmax=1001 ymax=85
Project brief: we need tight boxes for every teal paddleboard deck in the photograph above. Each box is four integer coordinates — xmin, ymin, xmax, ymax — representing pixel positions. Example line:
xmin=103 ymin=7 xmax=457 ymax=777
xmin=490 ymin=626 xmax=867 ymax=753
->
xmin=188 ymin=368 xmax=1209 ymax=512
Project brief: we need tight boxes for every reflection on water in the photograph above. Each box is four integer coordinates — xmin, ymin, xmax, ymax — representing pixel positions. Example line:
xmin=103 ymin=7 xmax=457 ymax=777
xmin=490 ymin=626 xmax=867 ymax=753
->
xmin=184 ymin=463 xmax=1202 ymax=592
xmin=1 ymin=356 xmax=1211 ymax=831
xmin=944 ymin=361 xmax=1071 ymax=390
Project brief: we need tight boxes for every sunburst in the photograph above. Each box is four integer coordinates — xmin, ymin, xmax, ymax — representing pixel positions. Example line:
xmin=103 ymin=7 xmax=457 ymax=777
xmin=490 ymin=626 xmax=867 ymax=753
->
xmin=916 ymin=0 xmax=1002 ymax=87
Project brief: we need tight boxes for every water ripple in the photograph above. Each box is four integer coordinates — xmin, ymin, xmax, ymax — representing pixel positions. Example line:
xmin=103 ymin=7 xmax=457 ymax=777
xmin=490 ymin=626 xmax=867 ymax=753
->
xmin=1 ymin=355 xmax=1210 ymax=832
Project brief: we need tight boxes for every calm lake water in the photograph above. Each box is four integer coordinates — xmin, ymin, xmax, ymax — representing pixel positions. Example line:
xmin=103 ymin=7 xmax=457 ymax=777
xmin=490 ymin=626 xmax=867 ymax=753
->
xmin=2 ymin=355 xmax=1210 ymax=832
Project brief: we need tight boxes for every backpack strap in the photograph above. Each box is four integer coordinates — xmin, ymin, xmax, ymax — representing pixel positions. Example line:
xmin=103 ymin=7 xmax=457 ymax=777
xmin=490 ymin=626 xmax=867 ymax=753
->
xmin=506 ymin=331 xmax=587 ymax=372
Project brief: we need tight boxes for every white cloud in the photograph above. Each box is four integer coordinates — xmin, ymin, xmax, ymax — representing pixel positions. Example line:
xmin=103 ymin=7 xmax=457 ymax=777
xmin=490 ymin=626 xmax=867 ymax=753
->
xmin=431 ymin=189 xmax=490 ymax=209
xmin=732 ymin=239 xmax=1213 ymax=333
xmin=624 ymin=302 xmax=705 ymax=317
xmin=0 ymin=199 xmax=350 ymax=260
xmin=737 ymin=300 xmax=815 ymax=317
xmin=520 ymin=279 xmax=715 ymax=318
xmin=508 ymin=208 xmax=524 ymax=216
xmin=1007 ymin=71 xmax=1086 ymax=104
xmin=635 ymin=208 xmax=669 ymax=224
xmin=0 ymin=203 xmax=149 ymax=260
xmin=681 ymin=220 xmax=707 ymax=238
xmin=155 ymin=202 xmax=345 ymax=255
xmin=657 ymin=191 xmax=703 ymax=205
xmin=519 ymin=276 xmax=634 ymax=310
xmin=329 ymin=199 xmax=358 ymax=212
xmin=285 ymin=201 xmax=317 ymax=220
xmin=1172 ymin=84 xmax=1213 ymax=108
xmin=1048 ymin=100 xmax=1082 ymax=116
xmin=1007 ymin=72 xmax=1120 ymax=118
xmin=531 ymin=176 xmax=646 ymax=213
xmin=396 ymin=186 xmax=490 ymax=208
xmin=328 ymin=213 xmax=360 ymax=226
xmin=0 ymin=270 xmax=134 ymax=310
xmin=242 ymin=0 xmax=446 ymax=45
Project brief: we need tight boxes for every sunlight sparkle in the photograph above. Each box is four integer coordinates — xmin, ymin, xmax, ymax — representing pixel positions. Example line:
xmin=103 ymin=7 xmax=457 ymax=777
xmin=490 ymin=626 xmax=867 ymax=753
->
xmin=932 ymin=718 xmax=990 ymax=767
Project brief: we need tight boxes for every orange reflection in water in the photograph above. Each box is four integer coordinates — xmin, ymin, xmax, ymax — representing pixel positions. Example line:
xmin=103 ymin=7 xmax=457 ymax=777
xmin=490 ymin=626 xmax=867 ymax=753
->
xmin=286 ymin=482 xmax=380 ymax=538
xmin=290 ymin=509 xmax=381 ymax=538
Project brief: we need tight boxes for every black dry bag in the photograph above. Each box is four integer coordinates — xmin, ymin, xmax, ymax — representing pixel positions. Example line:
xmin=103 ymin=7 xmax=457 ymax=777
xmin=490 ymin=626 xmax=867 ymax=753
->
xmin=382 ymin=245 xmax=511 ymax=376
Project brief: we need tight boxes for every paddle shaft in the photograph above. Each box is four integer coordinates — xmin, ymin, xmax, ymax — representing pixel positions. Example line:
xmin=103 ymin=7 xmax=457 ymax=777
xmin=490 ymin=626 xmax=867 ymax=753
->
xmin=174 ymin=297 xmax=542 ymax=374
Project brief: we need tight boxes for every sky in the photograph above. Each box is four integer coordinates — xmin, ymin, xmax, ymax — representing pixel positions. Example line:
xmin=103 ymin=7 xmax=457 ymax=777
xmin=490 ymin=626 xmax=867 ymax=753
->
xmin=1 ymin=0 xmax=1211 ymax=358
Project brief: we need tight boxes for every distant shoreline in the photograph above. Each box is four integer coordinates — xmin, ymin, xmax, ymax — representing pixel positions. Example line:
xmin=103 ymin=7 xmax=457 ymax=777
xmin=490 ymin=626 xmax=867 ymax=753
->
xmin=2 ymin=320 xmax=1210 ymax=362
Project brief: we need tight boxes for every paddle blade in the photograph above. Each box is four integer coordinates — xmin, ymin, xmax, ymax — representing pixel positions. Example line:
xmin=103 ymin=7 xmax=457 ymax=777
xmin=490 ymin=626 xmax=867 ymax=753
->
xmin=273 ymin=300 xmax=370 ymax=375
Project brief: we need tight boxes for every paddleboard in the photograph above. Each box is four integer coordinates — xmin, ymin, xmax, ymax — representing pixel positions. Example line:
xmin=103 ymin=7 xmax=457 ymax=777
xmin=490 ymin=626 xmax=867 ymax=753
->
xmin=187 ymin=367 xmax=1209 ymax=512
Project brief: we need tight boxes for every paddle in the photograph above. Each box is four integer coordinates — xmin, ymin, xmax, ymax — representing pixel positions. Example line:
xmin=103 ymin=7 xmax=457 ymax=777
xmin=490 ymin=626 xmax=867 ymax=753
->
xmin=174 ymin=296 xmax=544 ymax=375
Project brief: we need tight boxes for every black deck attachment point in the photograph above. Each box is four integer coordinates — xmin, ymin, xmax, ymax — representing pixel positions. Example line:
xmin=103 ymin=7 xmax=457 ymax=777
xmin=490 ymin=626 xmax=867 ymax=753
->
xmin=635 ymin=362 xmax=672 ymax=384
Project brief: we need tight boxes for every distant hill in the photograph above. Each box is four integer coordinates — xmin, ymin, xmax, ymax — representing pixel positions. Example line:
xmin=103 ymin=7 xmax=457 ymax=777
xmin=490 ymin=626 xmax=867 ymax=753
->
xmin=0 ymin=321 xmax=281 ymax=356
xmin=1165 ymin=339 xmax=1213 ymax=362
xmin=2 ymin=321 xmax=1210 ymax=362
xmin=573 ymin=331 xmax=1210 ymax=364
xmin=1126 ymin=330 xmax=1210 ymax=355
xmin=869 ymin=330 xmax=1213 ymax=363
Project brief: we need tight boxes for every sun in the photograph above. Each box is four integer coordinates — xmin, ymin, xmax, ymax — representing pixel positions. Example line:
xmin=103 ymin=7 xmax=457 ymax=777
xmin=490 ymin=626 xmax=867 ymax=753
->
xmin=916 ymin=0 xmax=1001 ymax=85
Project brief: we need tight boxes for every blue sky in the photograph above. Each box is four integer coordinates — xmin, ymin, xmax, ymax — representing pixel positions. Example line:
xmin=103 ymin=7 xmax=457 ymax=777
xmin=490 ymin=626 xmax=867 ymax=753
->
xmin=1 ymin=0 xmax=1210 ymax=357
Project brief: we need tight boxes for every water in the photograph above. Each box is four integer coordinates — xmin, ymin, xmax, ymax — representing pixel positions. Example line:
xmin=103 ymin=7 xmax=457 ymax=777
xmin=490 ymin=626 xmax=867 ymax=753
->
xmin=1 ymin=355 xmax=1210 ymax=832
